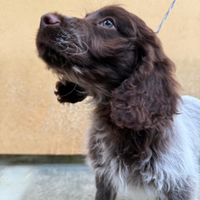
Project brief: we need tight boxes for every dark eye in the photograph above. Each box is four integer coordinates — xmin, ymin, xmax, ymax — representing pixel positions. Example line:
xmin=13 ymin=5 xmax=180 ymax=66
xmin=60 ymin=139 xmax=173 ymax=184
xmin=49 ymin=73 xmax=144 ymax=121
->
xmin=101 ymin=19 xmax=115 ymax=28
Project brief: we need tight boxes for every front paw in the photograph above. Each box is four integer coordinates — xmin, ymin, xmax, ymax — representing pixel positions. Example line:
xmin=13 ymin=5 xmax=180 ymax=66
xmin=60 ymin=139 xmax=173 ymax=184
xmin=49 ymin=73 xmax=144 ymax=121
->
xmin=54 ymin=81 xmax=87 ymax=104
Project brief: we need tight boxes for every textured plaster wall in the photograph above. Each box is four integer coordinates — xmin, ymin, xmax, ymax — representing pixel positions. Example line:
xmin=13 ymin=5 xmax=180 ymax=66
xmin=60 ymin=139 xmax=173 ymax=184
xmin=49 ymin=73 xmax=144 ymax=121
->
xmin=0 ymin=0 xmax=200 ymax=154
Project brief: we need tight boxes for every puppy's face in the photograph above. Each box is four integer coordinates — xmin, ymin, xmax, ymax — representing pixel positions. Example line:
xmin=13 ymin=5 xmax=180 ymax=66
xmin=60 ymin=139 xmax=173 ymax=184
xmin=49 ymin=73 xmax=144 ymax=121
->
xmin=36 ymin=6 xmax=149 ymax=101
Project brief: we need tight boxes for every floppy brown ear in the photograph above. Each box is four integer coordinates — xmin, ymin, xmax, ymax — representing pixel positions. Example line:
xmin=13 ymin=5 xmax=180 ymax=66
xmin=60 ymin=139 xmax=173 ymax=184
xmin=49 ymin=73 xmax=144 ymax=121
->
xmin=110 ymin=31 xmax=180 ymax=131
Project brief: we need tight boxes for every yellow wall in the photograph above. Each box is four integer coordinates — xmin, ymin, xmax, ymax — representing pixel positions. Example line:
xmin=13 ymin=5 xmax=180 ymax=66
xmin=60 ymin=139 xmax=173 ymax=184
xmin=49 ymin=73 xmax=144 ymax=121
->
xmin=0 ymin=0 xmax=200 ymax=154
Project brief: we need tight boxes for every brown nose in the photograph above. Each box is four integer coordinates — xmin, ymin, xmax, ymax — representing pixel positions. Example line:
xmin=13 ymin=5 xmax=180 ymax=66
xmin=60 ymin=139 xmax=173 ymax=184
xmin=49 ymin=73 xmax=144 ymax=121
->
xmin=40 ymin=14 xmax=60 ymax=29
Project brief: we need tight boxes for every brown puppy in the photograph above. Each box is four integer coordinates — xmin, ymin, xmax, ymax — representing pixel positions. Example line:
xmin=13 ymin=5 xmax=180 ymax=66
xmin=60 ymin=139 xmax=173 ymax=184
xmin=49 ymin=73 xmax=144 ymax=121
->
xmin=36 ymin=6 xmax=200 ymax=200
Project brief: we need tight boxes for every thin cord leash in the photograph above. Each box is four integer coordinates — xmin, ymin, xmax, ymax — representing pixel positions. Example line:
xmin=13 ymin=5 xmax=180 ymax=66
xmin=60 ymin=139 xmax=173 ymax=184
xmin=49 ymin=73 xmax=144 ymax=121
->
xmin=155 ymin=0 xmax=177 ymax=35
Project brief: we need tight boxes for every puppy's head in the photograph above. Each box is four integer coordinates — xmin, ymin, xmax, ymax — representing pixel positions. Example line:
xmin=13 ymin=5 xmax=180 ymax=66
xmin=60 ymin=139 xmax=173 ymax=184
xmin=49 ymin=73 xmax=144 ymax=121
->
xmin=37 ymin=6 xmax=180 ymax=130
xmin=36 ymin=6 xmax=146 ymax=102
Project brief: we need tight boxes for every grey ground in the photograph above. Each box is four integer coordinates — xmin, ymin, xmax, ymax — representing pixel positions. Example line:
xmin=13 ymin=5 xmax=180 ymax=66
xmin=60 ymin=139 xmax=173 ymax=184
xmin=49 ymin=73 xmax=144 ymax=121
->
xmin=0 ymin=162 xmax=199 ymax=200
xmin=0 ymin=163 xmax=130 ymax=200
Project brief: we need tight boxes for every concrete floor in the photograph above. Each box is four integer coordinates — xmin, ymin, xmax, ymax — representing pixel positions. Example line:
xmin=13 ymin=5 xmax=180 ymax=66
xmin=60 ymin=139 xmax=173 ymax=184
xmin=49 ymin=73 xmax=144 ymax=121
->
xmin=0 ymin=163 xmax=199 ymax=200
xmin=0 ymin=164 xmax=92 ymax=200
xmin=0 ymin=163 xmax=130 ymax=200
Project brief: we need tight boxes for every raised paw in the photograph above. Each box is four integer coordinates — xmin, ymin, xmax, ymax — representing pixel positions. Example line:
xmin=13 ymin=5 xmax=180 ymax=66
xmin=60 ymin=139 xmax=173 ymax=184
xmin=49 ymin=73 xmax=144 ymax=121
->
xmin=54 ymin=81 xmax=87 ymax=104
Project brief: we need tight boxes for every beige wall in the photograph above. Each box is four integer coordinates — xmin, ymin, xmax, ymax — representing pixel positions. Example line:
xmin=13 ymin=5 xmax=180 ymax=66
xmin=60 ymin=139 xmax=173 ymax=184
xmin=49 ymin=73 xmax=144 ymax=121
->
xmin=0 ymin=0 xmax=200 ymax=155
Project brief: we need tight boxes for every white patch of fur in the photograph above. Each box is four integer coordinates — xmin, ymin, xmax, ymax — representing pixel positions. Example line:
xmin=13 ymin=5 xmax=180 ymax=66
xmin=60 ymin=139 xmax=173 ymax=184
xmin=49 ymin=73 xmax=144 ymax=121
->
xmin=72 ymin=65 xmax=83 ymax=75
xmin=62 ymin=14 xmax=72 ymax=19
xmin=118 ymin=186 xmax=159 ymax=200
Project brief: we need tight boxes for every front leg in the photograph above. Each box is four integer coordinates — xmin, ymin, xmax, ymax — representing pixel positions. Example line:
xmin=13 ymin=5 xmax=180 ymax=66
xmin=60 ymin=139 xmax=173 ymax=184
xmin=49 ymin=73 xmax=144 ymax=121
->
xmin=95 ymin=175 xmax=117 ymax=200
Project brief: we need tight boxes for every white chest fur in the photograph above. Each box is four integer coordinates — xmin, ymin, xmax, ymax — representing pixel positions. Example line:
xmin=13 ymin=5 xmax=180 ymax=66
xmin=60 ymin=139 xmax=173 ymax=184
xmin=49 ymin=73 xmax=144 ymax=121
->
xmin=118 ymin=187 xmax=157 ymax=200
